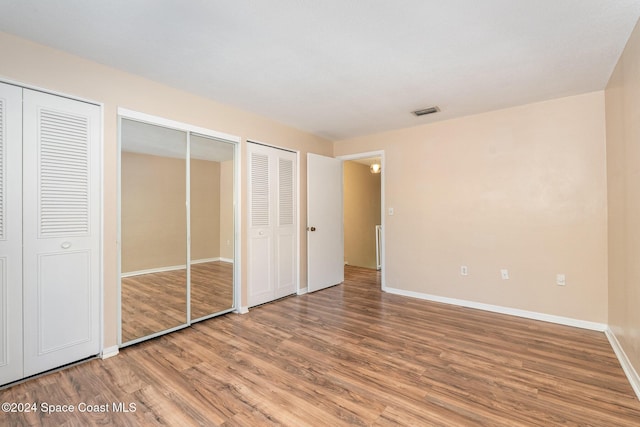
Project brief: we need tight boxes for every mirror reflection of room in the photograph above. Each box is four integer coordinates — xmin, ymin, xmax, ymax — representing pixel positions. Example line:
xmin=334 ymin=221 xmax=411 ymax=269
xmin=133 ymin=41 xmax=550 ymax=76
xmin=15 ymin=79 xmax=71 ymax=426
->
xmin=120 ymin=119 xmax=235 ymax=345
xmin=190 ymin=135 xmax=234 ymax=320
xmin=120 ymin=120 xmax=188 ymax=343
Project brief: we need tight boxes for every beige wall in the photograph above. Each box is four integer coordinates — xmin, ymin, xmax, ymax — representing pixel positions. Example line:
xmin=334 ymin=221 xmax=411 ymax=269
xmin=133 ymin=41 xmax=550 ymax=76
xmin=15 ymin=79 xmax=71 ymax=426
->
xmin=344 ymin=161 xmax=381 ymax=269
xmin=606 ymin=19 xmax=640 ymax=378
xmin=0 ymin=31 xmax=332 ymax=349
xmin=335 ymin=92 xmax=608 ymax=323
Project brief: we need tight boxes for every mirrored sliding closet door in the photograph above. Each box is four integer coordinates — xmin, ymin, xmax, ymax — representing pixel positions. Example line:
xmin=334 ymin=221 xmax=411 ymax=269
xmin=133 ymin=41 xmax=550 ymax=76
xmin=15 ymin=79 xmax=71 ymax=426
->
xmin=189 ymin=135 xmax=235 ymax=320
xmin=119 ymin=114 xmax=238 ymax=346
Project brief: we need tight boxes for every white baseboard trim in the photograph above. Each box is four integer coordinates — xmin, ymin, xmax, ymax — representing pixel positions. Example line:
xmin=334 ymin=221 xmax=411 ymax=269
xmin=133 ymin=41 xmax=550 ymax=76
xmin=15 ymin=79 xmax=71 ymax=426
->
xmin=101 ymin=346 xmax=119 ymax=359
xmin=190 ymin=257 xmax=218 ymax=265
xmin=122 ymin=257 xmax=233 ymax=277
xmin=235 ymin=306 xmax=249 ymax=314
xmin=121 ymin=264 xmax=185 ymax=277
xmin=384 ymin=287 xmax=607 ymax=332
xmin=297 ymin=287 xmax=308 ymax=295
xmin=191 ymin=257 xmax=234 ymax=265
xmin=605 ymin=328 xmax=640 ymax=400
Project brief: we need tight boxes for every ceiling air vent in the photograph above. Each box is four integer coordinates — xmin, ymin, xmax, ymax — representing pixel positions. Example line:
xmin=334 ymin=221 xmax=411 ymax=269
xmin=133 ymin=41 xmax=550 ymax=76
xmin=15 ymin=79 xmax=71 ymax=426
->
xmin=412 ymin=106 xmax=440 ymax=117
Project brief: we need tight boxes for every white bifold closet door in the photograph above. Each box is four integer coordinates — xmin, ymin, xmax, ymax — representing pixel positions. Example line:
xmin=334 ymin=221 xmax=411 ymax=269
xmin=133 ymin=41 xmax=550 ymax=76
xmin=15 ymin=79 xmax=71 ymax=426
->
xmin=22 ymin=89 xmax=101 ymax=377
xmin=247 ymin=142 xmax=297 ymax=307
xmin=0 ymin=83 xmax=101 ymax=385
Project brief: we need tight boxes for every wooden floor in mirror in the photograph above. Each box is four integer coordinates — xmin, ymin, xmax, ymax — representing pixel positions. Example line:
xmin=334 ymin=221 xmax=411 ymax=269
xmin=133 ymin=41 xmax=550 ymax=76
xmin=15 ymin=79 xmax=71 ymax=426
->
xmin=121 ymin=261 xmax=233 ymax=343
xmin=3 ymin=265 xmax=640 ymax=426
xmin=190 ymin=261 xmax=234 ymax=319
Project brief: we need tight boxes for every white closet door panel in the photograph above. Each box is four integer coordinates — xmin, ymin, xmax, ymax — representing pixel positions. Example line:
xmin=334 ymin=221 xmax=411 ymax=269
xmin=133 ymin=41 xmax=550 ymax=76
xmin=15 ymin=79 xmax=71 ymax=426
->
xmin=275 ymin=230 xmax=295 ymax=298
xmin=0 ymin=82 xmax=22 ymax=385
xmin=250 ymin=151 xmax=270 ymax=228
xmin=38 ymin=251 xmax=92 ymax=352
xmin=278 ymin=157 xmax=294 ymax=227
xmin=275 ymin=155 xmax=296 ymax=298
xmin=248 ymin=228 xmax=274 ymax=306
xmin=248 ymin=144 xmax=274 ymax=307
xmin=22 ymin=89 xmax=100 ymax=376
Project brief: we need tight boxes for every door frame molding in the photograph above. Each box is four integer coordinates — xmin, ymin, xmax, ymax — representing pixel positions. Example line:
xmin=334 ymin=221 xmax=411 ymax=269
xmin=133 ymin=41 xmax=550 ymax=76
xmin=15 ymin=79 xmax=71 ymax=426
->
xmin=337 ymin=150 xmax=386 ymax=290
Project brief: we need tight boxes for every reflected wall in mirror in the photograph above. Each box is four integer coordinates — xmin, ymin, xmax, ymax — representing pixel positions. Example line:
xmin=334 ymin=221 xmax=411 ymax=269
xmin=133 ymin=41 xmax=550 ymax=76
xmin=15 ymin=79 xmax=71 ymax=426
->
xmin=120 ymin=119 xmax=188 ymax=343
xmin=190 ymin=135 xmax=235 ymax=320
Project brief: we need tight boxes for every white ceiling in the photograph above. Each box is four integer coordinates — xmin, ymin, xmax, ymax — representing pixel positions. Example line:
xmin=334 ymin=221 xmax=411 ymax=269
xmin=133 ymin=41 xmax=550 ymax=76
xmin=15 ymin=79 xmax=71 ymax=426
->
xmin=1 ymin=1 xmax=639 ymax=140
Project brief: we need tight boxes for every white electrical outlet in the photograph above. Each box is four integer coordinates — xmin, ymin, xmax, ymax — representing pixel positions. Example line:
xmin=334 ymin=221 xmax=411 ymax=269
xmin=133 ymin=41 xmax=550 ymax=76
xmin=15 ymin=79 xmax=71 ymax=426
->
xmin=556 ymin=274 xmax=566 ymax=286
xmin=501 ymin=269 xmax=509 ymax=280
xmin=388 ymin=207 xmax=394 ymax=216
xmin=460 ymin=266 xmax=468 ymax=276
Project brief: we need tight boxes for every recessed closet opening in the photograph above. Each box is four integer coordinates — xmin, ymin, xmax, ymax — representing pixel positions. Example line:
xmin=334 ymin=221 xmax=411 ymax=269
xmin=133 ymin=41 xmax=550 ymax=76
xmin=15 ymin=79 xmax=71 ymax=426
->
xmin=117 ymin=109 xmax=240 ymax=347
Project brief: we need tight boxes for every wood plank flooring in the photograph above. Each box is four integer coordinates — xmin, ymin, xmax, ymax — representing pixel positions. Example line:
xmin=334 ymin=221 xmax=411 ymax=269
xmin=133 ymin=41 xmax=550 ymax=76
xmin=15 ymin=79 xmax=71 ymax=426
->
xmin=121 ymin=261 xmax=233 ymax=342
xmin=3 ymin=265 xmax=640 ymax=426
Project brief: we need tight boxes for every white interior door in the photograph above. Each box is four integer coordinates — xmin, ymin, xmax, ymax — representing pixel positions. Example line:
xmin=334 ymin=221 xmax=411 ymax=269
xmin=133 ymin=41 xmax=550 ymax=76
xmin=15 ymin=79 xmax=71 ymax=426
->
xmin=0 ymin=82 xmax=23 ymax=385
xmin=307 ymin=153 xmax=343 ymax=292
xmin=22 ymin=89 xmax=101 ymax=376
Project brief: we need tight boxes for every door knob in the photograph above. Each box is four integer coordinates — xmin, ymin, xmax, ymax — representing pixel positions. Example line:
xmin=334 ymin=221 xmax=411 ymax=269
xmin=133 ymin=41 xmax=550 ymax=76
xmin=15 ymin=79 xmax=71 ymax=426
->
xmin=61 ymin=241 xmax=72 ymax=249
xmin=307 ymin=226 xmax=316 ymax=231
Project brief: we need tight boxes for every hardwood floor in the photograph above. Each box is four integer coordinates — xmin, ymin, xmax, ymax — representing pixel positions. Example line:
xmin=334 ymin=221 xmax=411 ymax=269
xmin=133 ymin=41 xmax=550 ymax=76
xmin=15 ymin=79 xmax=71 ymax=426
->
xmin=121 ymin=261 xmax=233 ymax=343
xmin=3 ymin=266 xmax=640 ymax=426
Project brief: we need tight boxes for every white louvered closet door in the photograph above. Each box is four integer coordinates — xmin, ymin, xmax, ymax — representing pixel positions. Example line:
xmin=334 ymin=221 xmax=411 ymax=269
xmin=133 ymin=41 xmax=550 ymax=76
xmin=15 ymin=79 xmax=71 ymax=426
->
xmin=247 ymin=143 xmax=297 ymax=307
xmin=248 ymin=146 xmax=273 ymax=306
xmin=22 ymin=90 xmax=100 ymax=376
xmin=275 ymin=156 xmax=296 ymax=299
xmin=0 ymin=82 xmax=23 ymax=385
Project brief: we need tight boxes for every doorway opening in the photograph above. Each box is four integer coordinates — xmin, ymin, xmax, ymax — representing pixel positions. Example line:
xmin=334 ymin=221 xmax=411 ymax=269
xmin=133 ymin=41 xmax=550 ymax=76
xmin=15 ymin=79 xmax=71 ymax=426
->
xmin=338 ymin=151 xmax=385 ymax=289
